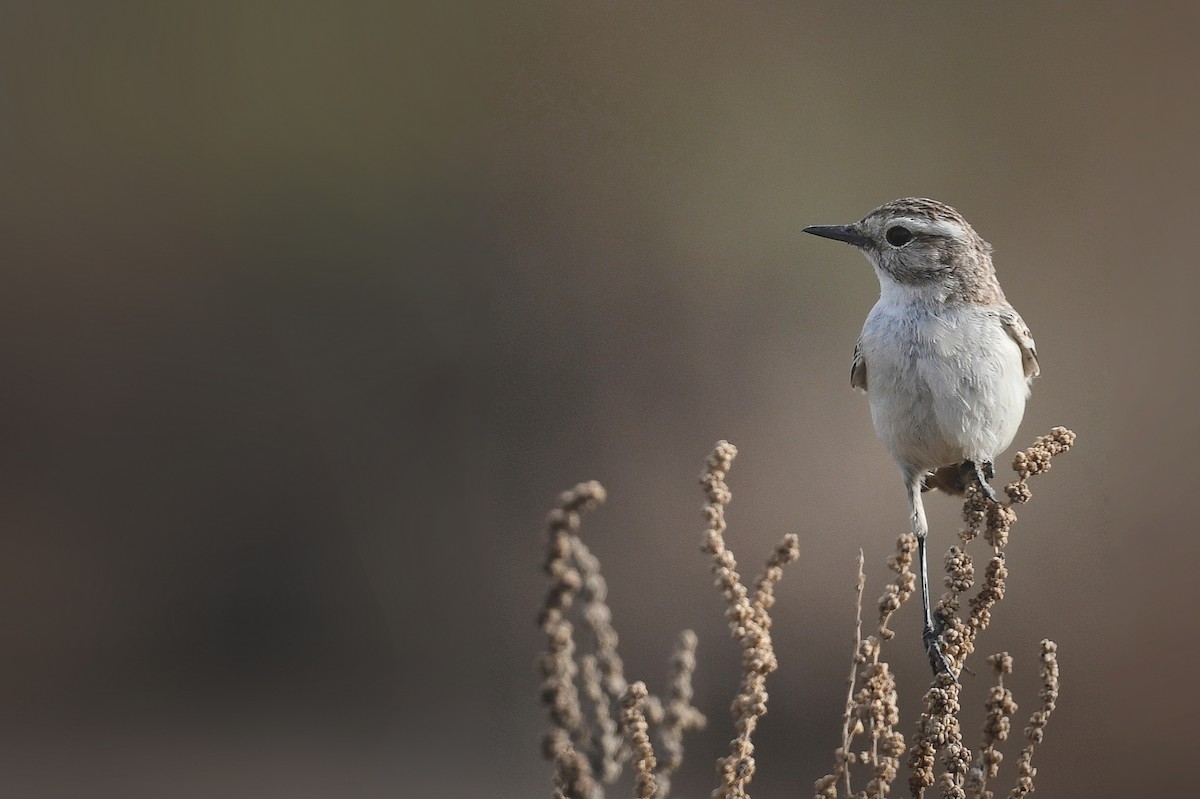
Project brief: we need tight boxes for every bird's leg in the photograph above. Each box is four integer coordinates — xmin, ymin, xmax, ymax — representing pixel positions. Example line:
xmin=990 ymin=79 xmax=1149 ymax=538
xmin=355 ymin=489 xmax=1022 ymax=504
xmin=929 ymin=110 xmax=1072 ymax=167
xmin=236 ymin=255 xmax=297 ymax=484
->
xmin=906 ymin=474 xmax=956 ymax=679
xmin=970 ymin=459 xmax=999 ymax=503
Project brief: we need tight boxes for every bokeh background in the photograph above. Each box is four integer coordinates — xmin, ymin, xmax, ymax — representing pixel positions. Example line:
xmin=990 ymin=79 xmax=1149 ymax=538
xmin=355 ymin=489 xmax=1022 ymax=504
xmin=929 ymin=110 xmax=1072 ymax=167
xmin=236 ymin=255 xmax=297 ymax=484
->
xmin=2 ymin=2 xmax=1198 ymax=797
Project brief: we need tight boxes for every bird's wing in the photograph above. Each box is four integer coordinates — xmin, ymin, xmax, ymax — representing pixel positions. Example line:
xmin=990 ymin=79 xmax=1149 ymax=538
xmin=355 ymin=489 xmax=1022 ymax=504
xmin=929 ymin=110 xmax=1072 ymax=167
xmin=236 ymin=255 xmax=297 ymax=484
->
xmin=999 ymin=306 xmax=1040 ymax=379
xmin=850 ymin=340 xmax=868 ymax=392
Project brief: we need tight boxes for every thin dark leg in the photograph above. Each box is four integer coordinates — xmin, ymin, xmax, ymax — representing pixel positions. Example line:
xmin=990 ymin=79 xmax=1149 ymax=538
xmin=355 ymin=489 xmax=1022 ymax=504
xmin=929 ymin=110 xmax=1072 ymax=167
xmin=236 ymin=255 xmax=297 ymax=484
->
xmin=917 ymin=532 xmax=954 ymax=677
xmin=906 ymin=473 xmax=955 ymax=678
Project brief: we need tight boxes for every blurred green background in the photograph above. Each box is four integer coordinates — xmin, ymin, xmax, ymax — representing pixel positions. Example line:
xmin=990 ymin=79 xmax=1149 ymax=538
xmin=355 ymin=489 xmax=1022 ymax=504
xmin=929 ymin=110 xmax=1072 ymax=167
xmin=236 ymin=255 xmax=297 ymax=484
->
xmin=2 ymin=2 xmax=1197 ymax=797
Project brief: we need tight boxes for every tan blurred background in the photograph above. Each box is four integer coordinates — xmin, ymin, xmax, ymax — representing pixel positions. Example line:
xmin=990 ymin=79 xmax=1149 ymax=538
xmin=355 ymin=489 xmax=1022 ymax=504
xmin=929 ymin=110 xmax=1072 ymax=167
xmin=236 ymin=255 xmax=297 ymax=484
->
xmin=1 ymin=2 xmax=1197 ymax=797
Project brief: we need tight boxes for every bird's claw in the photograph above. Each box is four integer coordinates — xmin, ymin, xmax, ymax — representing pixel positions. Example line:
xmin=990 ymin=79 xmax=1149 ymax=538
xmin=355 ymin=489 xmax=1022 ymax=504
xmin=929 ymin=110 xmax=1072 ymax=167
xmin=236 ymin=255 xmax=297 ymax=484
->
xmin=923 ymin=623 xmax=958 ymax=681
xmin=977 ymin=480 xmax=999 ymax=503
xmin=972 ymin=460 xmax=999 ymax=503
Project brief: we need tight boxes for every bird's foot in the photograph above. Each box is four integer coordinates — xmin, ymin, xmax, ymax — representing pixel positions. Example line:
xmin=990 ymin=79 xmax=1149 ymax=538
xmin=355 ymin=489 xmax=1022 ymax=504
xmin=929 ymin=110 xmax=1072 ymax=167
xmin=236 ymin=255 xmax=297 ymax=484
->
xmin=922 ymin=621 xmax=958 ymax=681
xmin=970 ymin=460 xmax=999 ymax=503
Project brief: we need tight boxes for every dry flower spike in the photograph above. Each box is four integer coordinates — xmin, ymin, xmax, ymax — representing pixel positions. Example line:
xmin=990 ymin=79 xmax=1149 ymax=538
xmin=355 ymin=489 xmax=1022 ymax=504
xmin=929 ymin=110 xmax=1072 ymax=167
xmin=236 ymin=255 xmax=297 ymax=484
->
xmin=538 ymin=479 xmax=706 ymax=799
xmin=908 ymin=429 xmax=1074 ymax=799
xmin=539 ymin=429 xmax=1072 ymax=799
xmin=815 ymin=428 xmax=1073 ymax=799
xmin=701 ymin=440 xmax=800 ymax=799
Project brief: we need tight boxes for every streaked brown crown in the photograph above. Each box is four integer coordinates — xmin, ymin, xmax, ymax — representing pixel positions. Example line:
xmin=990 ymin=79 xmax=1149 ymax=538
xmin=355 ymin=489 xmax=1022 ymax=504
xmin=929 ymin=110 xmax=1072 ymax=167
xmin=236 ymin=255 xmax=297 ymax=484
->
xmin=864 ymin=198 xmax=973 ymax=230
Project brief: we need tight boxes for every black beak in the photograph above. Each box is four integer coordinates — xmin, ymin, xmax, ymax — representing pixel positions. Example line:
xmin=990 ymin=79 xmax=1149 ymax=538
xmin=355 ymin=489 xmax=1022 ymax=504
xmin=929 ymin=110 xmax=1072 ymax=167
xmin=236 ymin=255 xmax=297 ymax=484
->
xmin=802 ymin=224 xmax=869 ymax=248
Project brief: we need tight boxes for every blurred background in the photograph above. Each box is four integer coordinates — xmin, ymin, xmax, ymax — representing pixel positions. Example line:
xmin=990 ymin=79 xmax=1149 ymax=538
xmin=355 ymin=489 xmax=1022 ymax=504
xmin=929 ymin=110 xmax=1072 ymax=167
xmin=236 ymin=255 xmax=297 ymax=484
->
xmin=1 ymin=2 xmax=1197 ymax=796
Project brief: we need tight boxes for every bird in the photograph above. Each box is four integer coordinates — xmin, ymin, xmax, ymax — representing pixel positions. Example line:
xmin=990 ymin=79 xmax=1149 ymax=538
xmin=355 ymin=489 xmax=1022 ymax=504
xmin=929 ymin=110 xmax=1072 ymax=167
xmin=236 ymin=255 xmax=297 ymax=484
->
xmin=802 ymin=198 xmax=1039 ymax=676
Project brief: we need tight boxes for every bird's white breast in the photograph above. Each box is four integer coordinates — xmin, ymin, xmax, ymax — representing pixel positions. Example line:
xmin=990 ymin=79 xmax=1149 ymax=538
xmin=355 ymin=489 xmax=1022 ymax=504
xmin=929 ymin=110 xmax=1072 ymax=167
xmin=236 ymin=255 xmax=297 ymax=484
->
xmin=859 ymin=297 xmax=1029 ymax=472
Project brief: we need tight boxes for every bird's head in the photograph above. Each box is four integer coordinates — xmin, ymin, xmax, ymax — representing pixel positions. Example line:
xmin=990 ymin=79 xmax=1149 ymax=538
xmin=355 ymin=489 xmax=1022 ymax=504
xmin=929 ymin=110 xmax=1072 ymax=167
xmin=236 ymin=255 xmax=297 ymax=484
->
xmin=804 ymin=198 xmax=1001 ymax=304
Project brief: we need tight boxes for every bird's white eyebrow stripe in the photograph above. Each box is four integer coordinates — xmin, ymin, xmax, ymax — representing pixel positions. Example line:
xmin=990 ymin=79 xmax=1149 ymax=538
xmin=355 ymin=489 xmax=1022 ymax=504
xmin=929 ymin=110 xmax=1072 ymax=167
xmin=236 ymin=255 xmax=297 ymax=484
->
xmin=891 ymin=216 xmax=968 ymax=239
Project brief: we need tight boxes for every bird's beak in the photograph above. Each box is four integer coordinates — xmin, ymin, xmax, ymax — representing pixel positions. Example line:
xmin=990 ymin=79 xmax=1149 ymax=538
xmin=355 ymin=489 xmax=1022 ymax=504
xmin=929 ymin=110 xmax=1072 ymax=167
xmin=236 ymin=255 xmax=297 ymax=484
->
xmin=802 ymin=224 xmax=869 ymax=248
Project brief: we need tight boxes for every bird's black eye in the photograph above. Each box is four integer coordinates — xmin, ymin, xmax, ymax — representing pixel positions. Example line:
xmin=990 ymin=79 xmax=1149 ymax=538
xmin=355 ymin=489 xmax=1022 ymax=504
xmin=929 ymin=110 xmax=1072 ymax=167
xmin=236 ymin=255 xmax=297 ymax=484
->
xmin=886 ymin=226 xmax=913 ymax=247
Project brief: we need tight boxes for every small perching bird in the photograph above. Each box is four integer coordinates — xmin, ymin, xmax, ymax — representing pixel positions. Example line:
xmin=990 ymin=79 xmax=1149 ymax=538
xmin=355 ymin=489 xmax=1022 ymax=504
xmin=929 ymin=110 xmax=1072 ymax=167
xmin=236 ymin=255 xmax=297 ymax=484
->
xmin=803 ymin=198 xmax=1039 ymax=676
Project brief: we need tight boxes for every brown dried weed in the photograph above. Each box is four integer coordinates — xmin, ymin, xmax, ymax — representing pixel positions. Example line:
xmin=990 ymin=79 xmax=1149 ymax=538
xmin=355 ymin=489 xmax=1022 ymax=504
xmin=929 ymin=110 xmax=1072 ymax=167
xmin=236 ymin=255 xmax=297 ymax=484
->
xmin=539 ymin=429 xmax=1073 ymax=799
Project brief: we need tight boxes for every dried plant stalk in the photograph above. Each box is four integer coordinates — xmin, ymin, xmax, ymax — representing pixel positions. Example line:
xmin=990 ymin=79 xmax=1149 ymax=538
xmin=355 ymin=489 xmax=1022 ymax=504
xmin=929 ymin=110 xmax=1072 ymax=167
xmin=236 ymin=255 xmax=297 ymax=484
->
xmin=878 ymin=533 xmax=918 ymax=641
xmin=539 ymin=481 xmax=608 ymax=799
xmin=820 ymin=550 xmax=867 ymax=799
xmin=538 ymin=429 xmax=1071 ymax=799
xmin=701 ymin=440 xmax=799 ymax=799
xmin=818 ymin=428 xmax=1072 ymax=799
xmin=655 ymin=629 xmax=707 ymax=799
xmin=581 ymin=654 xmax=623 ymax=783
xmin=908 ymin=428 xmax=1074 ymax=799
xmin=538 ymin=477 xmax=706 ymax=799
xmin=964 ymin=653 xmax=1017 ymax=799
xmin=909 ymin=673 xmax=969 ymax=799
xmin=571 ymin=533 xmax=631 ymax=780
xmin=620 ymin=682 xmax=659 ymax=799
xmin=817 ymin=527 xmax=917 ymax=799
xmin=1007 ymin=641 xmax=1059 ymax=799
xmin=573 ymin=535 xmax=630 ymax=702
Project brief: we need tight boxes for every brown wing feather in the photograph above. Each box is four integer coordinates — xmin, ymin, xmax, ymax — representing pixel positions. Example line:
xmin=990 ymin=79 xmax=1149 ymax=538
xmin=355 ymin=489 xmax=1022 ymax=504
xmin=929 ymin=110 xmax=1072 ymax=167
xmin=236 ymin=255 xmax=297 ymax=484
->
xmin=850 ymin=341 xmax=867 ymax=391
xmin=999 ymin=307 xmax=1040 ymax=379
